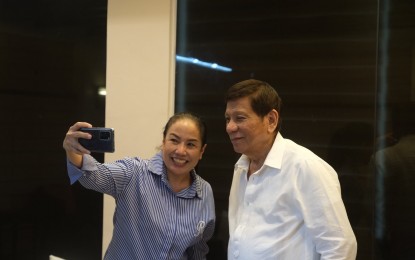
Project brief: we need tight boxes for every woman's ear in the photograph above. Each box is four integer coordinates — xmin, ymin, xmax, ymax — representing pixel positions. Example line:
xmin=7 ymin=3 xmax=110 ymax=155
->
xmin=199 ymin=144 xmax=207 ymax=160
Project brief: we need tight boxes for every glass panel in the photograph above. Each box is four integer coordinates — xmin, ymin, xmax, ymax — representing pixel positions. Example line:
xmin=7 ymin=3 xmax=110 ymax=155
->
xmin=0 ymin=1 xmax=107 ymax=259
xmin=176 ymin=0 xmax=379 ymax=259
xmin=374 ymin=0 xmax=415 ymax=259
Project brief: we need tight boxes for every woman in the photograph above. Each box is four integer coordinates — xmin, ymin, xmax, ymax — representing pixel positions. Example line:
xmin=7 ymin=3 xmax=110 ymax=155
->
xmin=63 ymin=112 xmax=215 ymax=260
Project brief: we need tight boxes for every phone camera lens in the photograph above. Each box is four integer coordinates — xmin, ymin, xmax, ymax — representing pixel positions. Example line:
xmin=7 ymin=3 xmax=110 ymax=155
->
xmin=100 ymin=131 xmax=111 ymax=140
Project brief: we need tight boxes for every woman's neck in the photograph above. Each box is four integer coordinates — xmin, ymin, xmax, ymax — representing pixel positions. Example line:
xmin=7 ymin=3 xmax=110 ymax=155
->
xmin=168 ymin=173 xmax=191 ymax=192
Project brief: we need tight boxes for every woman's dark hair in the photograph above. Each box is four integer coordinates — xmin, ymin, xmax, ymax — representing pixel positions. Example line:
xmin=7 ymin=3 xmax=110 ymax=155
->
xmin=225 ymin=79 xmax=283 ymax=132
xmin=163 ymin=112 xmax=207 ymax=147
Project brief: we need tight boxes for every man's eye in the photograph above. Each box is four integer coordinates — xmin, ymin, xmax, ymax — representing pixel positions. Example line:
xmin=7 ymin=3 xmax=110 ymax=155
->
xmin=187 ymin=143 xmax=196 ymax=148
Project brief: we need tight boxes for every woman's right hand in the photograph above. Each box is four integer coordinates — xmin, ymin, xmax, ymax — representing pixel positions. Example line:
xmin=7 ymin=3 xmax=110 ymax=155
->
xmin=63 ymin=122 xmax=93 ymax=167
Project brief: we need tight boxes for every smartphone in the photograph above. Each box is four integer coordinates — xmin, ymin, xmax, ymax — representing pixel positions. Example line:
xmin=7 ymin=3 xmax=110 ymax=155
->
xmin=79 ymin=127 xmax=115 ymax=153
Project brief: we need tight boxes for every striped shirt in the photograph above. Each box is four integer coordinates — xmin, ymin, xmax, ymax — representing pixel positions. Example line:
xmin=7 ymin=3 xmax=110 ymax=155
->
xmin=67 ymin=152 xmax=216 ymax=260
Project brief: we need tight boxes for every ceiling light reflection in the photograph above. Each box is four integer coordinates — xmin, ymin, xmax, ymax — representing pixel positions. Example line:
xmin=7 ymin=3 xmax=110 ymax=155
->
xmin=98 ymin=87 xmax=106 ymax=96
xmin=176 ymin=55 xmax=232 ymax=72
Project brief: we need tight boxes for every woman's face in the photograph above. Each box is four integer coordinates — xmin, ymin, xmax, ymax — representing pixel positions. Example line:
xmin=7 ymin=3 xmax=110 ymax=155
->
xmin=162 ymin=118 xmax=206 ymax=178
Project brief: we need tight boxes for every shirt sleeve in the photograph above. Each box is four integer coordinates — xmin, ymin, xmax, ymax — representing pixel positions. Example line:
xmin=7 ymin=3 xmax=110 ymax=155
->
xmin=295 ymin=158 xmax=357 ymax=260
xmin=66 ymin=154 xmax=98 ymax=185
xmin=66 ymin=154 xmax=136 ymax=198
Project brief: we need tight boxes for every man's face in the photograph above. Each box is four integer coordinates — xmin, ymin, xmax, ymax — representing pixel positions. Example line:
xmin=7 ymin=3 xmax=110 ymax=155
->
xmin=225 ymin=96 xmax=272 ymax=157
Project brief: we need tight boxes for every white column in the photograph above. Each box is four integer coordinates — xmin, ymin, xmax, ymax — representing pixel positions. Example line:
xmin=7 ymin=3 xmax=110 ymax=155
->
xmin=104 ymin=0 xmax=177 ymax=257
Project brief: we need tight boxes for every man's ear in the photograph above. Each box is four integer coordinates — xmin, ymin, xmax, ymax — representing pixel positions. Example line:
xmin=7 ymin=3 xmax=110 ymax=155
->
xmin=267 ymin=109 xmax=279 ymax=133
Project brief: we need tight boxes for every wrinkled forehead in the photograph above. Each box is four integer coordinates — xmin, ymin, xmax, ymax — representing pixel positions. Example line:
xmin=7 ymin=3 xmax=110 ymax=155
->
xmin=225 ymin=96 xmax=254 ymax=114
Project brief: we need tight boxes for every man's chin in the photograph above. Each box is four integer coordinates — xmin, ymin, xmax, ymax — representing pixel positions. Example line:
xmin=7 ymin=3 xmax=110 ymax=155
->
xmin=232 ymin=145 xmax=244 ymax=154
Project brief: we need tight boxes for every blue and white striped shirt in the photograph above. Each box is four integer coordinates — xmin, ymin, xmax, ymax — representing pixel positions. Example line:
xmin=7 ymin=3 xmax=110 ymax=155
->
xmin=67 ymin=152 xmax=216 ymax=260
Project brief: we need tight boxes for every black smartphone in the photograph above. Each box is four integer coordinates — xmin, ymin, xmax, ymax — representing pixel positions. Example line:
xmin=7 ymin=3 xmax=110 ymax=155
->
xmin=79 ymin=127 xmax=115 ymax=153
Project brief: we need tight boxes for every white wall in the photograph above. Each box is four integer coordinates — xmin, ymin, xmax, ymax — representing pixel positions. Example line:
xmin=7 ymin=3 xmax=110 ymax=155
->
xmin=104 ymin=0 xmax=177 ymax=257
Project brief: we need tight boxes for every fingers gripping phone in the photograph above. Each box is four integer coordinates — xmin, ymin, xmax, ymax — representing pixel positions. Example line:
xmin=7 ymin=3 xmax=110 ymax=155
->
xmin=79 ymin=127 xmax=115 ymax=153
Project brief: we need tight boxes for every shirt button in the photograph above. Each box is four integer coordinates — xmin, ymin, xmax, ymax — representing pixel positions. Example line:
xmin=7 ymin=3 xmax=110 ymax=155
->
xmin=233 ymin=250 xmax=239 ymax=257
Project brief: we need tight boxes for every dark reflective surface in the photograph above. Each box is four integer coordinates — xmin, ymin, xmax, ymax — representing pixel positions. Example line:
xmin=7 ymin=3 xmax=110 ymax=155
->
xmin=176 ymin=0 xmax=415 ymax=259
xmin=373 ymin=105 xmax=415 ymax=259
xmin=373 ymin=1 xmax=415 ymax=258
xmin=0 ymin=1 xmax=107 ymax=259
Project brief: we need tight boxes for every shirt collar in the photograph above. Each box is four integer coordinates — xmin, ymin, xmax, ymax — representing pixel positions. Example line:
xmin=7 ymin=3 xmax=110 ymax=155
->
xmin=234 ymin=132 xmax=284 ymax=172
xmin=149 ymin=152 xmax=202 ymax=199
xmin=264 ymin=132 xmax=284 ymax=170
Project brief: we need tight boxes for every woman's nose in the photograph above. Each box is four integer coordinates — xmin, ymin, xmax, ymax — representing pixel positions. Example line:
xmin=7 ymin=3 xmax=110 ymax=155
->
xmin=176 ymin=143 xmax=186 ymax=153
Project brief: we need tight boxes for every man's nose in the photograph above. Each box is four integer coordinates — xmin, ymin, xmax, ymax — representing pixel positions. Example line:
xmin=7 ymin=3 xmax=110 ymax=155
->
xmin=226 ymin=120 xmax=237 ymax=133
